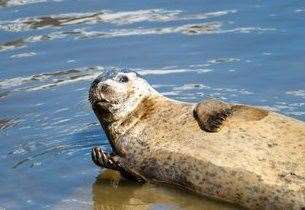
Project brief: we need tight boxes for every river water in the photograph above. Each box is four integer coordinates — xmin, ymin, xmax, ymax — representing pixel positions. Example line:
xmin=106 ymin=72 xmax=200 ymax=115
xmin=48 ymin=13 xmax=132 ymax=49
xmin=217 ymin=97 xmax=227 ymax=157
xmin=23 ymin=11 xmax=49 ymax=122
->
xmin=0 ymin=0 xmax=305 ymax=209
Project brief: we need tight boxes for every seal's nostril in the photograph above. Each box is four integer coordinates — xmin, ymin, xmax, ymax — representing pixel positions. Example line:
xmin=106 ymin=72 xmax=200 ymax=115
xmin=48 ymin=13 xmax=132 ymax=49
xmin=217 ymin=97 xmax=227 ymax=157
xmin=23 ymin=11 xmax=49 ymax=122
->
xmin=94 ymin=78 xmax=101 ymax=84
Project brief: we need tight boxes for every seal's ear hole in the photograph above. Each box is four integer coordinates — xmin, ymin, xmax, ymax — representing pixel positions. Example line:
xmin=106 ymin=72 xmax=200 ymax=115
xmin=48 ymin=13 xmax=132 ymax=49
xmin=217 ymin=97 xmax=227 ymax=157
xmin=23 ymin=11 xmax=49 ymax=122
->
xmin=118 ymin=75 xmax=129 ymax=83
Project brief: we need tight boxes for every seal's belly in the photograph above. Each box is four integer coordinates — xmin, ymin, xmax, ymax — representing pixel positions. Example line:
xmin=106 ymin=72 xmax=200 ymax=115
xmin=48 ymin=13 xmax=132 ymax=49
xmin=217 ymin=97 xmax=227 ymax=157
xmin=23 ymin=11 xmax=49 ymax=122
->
xmin=158 ymin=112 xmax=305 ymax=177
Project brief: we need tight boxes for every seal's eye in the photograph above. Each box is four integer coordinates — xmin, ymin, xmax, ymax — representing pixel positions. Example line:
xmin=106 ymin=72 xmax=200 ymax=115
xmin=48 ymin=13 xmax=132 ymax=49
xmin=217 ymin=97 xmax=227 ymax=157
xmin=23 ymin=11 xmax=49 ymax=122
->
xmin=119 ymin=75 xmax=129 ymax=83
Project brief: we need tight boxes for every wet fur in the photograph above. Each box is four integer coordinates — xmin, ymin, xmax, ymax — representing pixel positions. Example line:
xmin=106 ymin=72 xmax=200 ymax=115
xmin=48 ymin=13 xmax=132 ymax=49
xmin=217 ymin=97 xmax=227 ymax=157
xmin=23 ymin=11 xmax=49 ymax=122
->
xmin=90 ymin=74 xmax=305 ymax=210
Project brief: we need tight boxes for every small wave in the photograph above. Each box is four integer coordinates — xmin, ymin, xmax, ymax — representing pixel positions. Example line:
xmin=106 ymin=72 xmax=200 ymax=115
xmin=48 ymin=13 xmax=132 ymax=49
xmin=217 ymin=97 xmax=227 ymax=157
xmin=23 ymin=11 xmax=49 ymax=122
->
xmin=0 ymin=9 xmax=236 ymax=32
xmin=273 ymin=101 xmax=305 ymax=117
xmin=295 ymin=9 xmax=305 ymax=13
xmin=11 ymin=143 xmax=96 ymax=168
xmin=0 ymin=22 xmax=222 ymax=50
xmin=286 ymin=90 xmax=305 ymax=98
xmin=172 ymin=84 xmax=210 ymax=91
xmin=9 ymin=123 xmax=108 ymax=168
xmin=0 ymin=66 xmax=104 ymax=93
xmin=61 ymin=22 xmax=223 ymax=39
xmin=0 ymin=89 xmax=9 ymax=99
xmin=0 ymin=118 xmax=18 ymax=130
xmin=0 ymin=0 xmax=48 ymax=7
xmin=286 ymin=111 xmax=305 ymax=116
xmin=70 ymin=24 xmax=275 ymax=39
xmin=10 ymin=52 xmax=36 ymax=58
xmin=0 ymin=31 xmax=71 ymax=52
xmin=0 ymin=62 xmax=242 ymax=98
xmin=207 ymin=58 xmax=240 ymax=64
xmin=160 ymin=82 xmax=254 ymax=102
xmin=0 ymin=22 xmax=276 ymax=53
xmin=0 ymin=38 xmax=25 ymax=52
xmin=136 ymin=68 xmax=213 ymax=76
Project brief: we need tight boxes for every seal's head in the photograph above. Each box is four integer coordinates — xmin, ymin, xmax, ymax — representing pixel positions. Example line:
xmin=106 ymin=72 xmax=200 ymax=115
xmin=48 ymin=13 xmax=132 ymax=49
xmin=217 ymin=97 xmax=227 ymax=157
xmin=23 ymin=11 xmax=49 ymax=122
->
xmin=89 ymin=72 xmax=158 ymax=125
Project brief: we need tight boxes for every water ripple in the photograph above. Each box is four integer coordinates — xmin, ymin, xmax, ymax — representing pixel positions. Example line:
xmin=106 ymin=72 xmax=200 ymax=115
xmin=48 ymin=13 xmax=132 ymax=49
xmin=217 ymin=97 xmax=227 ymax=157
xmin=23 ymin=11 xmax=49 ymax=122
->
xmin=0 ymin=9 xmax=236 ymax=32
xmin=0 ymin=62 xmax=241 ymax=98
xmin=0 ymin=0 xmax=60 ymax=8
xmin=0 ymin=66 xmax=103 ymax=92
xmin=0 ymin=22 xmax=276 ymax=52
xmin=286 ymin=90 xmax=305 ymax=99
xmin=0 ymin=118 xmax=18 ymax=130
xmin=10 ymin=52 xmax=36 ymax=58
xmin=9 ymin=122 xmax=108 ymax=168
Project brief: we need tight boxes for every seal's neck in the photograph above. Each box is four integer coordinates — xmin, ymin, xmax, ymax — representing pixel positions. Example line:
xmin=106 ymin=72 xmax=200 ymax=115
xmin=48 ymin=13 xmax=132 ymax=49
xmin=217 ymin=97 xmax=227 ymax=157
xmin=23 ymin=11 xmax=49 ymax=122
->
xmin=105 ymin=95 xmax=159 ymax=140
xmin=100 ymin=94 xmax=193 ymax=154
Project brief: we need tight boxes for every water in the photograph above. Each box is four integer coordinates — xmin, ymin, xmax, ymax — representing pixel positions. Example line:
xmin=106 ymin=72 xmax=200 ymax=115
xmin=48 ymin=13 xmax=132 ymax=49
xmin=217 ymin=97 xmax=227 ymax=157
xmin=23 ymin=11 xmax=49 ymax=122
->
xmin=0 ymin=0 xmax=305 ymax=209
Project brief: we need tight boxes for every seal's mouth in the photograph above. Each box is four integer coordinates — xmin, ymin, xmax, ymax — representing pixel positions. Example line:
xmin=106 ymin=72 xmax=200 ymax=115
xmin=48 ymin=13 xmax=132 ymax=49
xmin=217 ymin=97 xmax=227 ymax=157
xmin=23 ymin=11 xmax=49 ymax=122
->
xmin=89 ymin=90 xmax=111 ymax=113
xmin=92 ymin=101 xmax=109 ymax=110
xmin=91 ymin=100 xmax=113 ymax=124
xmin=92 ymin=98 xmax=109 ymax=106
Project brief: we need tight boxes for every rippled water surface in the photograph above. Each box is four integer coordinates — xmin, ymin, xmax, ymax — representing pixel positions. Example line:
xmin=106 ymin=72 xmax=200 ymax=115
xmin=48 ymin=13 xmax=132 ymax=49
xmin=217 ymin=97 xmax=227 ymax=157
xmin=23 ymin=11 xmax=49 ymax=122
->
xmin=1 ymin=0 xmax=305 ymax=209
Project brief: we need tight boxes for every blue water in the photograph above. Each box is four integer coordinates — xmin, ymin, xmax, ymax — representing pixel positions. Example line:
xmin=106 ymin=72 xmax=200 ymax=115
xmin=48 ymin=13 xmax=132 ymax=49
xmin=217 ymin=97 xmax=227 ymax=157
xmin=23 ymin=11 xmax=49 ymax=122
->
xmin=0 ymin=0 xmax=304 ymax=209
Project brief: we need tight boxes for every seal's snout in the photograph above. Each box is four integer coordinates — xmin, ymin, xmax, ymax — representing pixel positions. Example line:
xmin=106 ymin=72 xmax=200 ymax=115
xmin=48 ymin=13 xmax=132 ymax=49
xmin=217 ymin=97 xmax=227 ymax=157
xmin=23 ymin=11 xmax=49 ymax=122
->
xmin=89 ymin=72 xmax=129 ymax=106
xmin=92 ymin=76 xmax=102 ymax=86
xmin=89 ymin=74 xmax=105 ymax=106
xmin=89 ymin=71 xmax=154 ymax=117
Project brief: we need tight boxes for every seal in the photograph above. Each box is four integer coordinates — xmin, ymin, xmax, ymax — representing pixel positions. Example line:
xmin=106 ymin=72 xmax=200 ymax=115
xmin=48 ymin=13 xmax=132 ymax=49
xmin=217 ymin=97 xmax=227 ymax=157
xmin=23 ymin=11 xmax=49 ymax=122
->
xmin=89 ymin=72 xmax=305 ymax=210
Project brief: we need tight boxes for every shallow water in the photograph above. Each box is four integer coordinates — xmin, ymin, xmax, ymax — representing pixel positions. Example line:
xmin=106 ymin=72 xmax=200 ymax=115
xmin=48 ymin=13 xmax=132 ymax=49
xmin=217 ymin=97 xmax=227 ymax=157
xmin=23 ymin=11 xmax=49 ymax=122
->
xmin=0 ymin=0 xmax=305 ymax=209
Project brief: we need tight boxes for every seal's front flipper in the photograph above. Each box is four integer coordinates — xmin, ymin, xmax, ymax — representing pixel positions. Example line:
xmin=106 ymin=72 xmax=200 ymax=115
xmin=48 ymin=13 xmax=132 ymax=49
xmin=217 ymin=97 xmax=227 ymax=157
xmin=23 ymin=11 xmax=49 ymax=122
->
xmin=91 ymin=147 xmax=146 ymax=183
xmin=194 ymin=99 xmax=233 ymax=132
xmin=91 ymin=147 xmax=120 ymax=170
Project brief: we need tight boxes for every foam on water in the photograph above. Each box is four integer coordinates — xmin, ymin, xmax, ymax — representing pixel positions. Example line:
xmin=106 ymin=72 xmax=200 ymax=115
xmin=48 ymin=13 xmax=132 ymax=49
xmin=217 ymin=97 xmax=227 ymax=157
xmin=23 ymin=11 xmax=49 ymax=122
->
xmin=286 ymin=90 xmax=305 ymax=99
xmin=0 ymin=9 xmax=236 ymax=32
xmin=0 ymin=23 xmax=276 ymax=52
xmin=0 ymin=0 xmax=60 ymax=8
xmin=0 ymin=67 xmax=103 ymax=92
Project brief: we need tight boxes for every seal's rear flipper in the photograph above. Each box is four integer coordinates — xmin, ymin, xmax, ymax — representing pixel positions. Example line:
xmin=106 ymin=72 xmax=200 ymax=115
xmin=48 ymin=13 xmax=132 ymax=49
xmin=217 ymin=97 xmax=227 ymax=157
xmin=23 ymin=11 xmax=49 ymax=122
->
xmin=194 ymin=99 xmax=268 ymax=132
xmin=91 ymin=147 xmax=146 ymax=183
